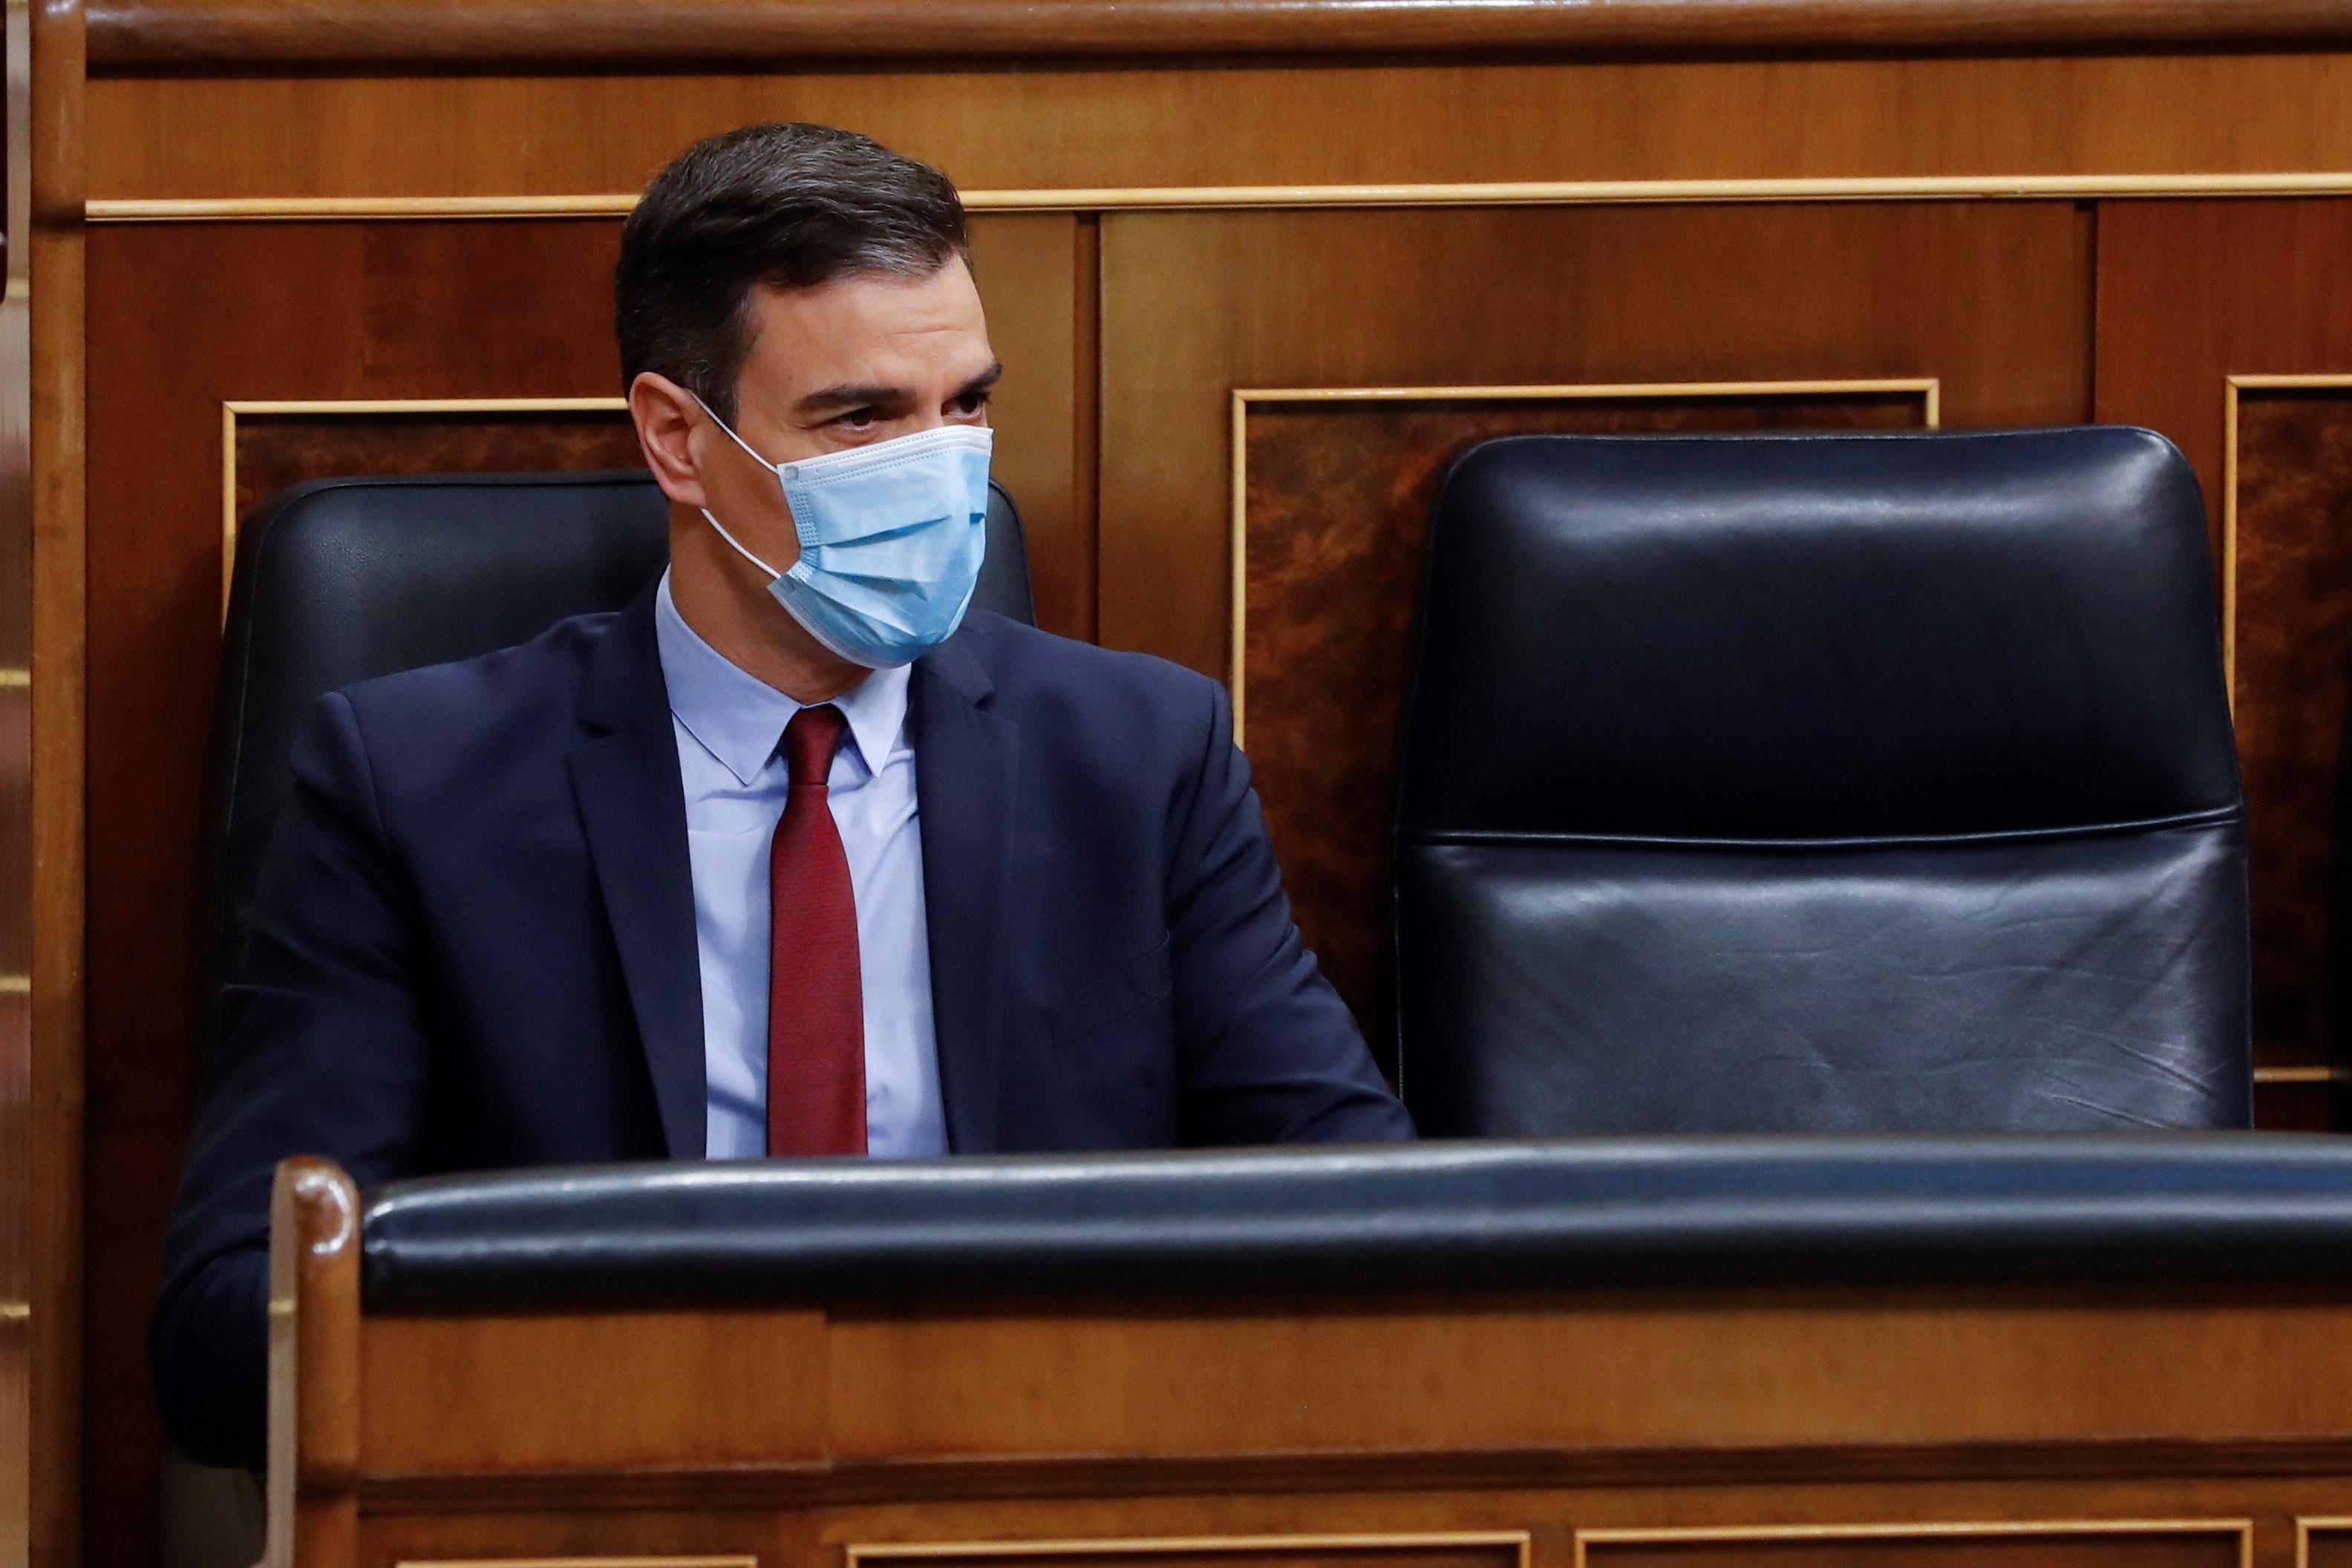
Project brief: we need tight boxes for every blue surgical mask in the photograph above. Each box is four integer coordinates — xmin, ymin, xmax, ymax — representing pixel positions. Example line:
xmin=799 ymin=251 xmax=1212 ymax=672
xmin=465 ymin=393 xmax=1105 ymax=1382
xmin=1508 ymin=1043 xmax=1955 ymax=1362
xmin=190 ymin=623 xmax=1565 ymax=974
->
xmin=693 ymin=395 xmax=993 ymax=668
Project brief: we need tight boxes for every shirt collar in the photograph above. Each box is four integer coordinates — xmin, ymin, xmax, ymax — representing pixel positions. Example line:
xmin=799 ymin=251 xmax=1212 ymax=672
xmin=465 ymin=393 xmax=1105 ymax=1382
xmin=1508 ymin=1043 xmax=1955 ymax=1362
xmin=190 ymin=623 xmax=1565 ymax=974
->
xmin=653 ymin=569 xmax=909 ymax=788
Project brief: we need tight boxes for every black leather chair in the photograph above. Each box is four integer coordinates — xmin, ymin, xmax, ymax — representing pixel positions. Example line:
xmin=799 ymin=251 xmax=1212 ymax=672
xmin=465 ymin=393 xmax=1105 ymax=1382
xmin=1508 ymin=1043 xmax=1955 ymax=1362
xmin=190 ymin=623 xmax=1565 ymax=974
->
xmin=1394 ymin=428 xmax=2251 ymax=1135
xmin=200 ymin=468 xmax=1034 ymax=1058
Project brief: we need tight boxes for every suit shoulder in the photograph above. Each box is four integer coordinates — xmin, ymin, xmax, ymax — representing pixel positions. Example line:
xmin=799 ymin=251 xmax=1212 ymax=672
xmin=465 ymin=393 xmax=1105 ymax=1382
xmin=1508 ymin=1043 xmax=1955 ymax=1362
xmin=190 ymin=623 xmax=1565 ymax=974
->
xmin=324 ymin=607 xmax=627 ymax=797
xmin=334 ymin=607 xmax=616 ymax=734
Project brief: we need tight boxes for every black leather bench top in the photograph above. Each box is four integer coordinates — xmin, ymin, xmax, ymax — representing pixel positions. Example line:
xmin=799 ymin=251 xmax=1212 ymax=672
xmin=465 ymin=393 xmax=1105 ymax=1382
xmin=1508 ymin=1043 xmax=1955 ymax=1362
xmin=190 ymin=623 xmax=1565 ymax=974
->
xmin=358 ymin=1134 xmax=2352 ymax=1309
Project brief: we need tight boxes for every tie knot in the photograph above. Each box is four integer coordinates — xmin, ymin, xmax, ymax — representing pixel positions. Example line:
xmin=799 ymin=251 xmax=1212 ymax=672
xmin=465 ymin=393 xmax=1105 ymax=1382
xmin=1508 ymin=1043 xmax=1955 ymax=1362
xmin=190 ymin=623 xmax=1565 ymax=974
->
xmin=782 ymin=703 xmax=849 ymax=787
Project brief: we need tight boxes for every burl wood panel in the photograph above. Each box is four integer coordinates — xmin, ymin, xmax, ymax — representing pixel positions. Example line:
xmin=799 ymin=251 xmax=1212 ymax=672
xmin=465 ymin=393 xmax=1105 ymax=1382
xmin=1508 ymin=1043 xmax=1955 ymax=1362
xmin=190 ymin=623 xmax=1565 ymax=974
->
xmin=1242 ymin=391 xmax=1925 ymax=1062
xmin=79 ymin=213 xmax=1079 ymax=1568
xmin=232 ymin=408 xmax=643 ymax=543
xmin=1578 ymin=1531 xmax=2242 ymax=1568
xmin=2230 ymin=390 xmax=2352 ymax=1090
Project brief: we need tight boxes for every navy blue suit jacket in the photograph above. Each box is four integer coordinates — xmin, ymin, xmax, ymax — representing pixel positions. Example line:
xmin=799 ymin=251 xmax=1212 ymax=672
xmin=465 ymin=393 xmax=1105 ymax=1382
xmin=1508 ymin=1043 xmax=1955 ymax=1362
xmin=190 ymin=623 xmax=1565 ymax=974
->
xmin=151 ymin=590 xmax=1411 ymax=1469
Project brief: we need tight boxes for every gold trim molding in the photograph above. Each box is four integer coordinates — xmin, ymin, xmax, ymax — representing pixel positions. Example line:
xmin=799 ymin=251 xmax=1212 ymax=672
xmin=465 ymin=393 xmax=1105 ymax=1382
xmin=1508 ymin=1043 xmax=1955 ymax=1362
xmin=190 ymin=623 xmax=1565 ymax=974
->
xmin=1227 ymin=378 xmax=1941 ymax=745
xmin=852 ymin=1534 xmax=1531 ymax=1568
xmin=84 ymin=171 xmax=2352 ymax=223
xmin=219 ymin=396 xmax=631 ymax=615
xmin=1577 ymin=1519 xmax=2253 ymax=1568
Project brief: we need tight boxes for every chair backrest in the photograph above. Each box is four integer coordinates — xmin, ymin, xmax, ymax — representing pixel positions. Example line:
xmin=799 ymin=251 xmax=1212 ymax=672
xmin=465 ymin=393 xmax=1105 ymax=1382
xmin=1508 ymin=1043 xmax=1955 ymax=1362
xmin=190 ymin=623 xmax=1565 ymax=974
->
xmin=1394 ymin=428 xmax=2250 ymax=1134
xmin=198 ymin=469 xmax=1034 ymax=1054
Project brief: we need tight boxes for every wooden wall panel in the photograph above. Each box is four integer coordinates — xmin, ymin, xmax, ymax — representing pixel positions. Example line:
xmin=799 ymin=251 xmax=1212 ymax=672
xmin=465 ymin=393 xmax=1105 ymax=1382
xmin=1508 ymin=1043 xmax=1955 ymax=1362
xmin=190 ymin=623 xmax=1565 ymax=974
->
xmin=850 ymin=1538 xmax=1522 ymax=1568
xmin=76 ymin=53 xmax=2352 ymax=204
xmin=1576 ymin=1526 xmax=2244 ymax=1568
xmin=76 ymin=212 xmax=1082 ymax=1568
xmin=26 ymin=1 xmax=88 ymax=1565
xmin=55 ymin=43 xmax=2352 ymax=1567
xmin=820 ymin=1291 xmax=2352 ymax=1460
xmin=1100 ymin=201 xmax=2090 ymax=684
xmin=1241 ymin=387 xmax=1927 ymax=1060
xmin=362 ymin=1310 xmax=829 ymax=1474
xmin=2094 ymin=200 xmax=2352 ymax=1126
xmin=965 ymin=216 xmax=1085 ymax=640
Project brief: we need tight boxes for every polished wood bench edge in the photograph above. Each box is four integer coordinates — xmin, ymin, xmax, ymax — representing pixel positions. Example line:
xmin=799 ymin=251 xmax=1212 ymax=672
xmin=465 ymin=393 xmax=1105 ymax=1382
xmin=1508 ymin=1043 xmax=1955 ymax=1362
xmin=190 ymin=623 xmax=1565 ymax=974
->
xmin=82 ymin=0 xmax=2352 ymax=71
xmin=353 ymin=1436 xmax=2352 ymax=1515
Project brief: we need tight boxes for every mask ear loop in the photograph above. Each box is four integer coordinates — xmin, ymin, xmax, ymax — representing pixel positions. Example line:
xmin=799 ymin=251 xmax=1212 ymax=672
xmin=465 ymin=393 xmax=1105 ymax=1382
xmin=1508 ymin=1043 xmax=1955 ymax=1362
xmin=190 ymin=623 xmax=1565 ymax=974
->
xmin=699 ymin=507 xmax=785 ymax=581
xmin=685 ymin=391 xmax=791 ymax=579
xmin=687 ymin=391 xmax=785 ymax=473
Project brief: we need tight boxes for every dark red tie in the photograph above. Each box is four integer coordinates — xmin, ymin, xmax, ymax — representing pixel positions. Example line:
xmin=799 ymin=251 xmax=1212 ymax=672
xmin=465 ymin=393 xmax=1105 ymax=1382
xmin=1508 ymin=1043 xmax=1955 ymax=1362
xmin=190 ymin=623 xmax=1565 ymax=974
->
xmin=766 ymin=704 xmax=866 ymax=1157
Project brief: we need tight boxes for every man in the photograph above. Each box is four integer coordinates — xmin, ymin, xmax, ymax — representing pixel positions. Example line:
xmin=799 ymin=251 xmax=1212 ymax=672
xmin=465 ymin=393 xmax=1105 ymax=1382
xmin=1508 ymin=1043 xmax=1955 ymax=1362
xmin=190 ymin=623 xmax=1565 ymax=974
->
xmin=151 ymin=123 xmax=1412 ymax=1470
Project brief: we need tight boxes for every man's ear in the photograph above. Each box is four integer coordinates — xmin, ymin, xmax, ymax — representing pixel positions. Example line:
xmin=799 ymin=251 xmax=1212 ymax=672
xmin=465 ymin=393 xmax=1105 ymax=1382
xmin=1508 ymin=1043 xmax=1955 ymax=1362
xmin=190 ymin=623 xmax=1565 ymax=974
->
xmin=628 ymin=371 xmax=710 ymax=510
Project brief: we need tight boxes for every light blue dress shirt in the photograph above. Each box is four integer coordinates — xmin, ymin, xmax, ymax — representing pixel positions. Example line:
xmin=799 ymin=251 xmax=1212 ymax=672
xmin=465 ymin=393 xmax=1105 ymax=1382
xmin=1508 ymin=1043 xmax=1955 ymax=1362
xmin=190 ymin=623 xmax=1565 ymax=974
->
xmin=653 ymin=570 xmax=949 ymax=1160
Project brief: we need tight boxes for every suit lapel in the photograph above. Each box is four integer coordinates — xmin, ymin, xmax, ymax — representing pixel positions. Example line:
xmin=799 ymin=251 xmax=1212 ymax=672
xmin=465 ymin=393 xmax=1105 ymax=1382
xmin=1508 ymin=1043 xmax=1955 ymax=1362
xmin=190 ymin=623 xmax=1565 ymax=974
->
xmin=912 ymin=628 xmax=1019 ymax=1154
xmin=569 ymin=588 xmax=708 ymax=1158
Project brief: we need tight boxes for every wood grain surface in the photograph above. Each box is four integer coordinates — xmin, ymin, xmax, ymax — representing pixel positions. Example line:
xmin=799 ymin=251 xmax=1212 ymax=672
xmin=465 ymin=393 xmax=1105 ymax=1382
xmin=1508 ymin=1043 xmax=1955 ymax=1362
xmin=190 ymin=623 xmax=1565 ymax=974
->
xmin=1576 ymin=1532 xmax=2243 ymax=1568
xmin=0 ymin=0 xmax=36 ymax=1558
xmin=269 ymin=1158 xmax=360 ymax=1568
xmin=341 ymin=1279 xmax=2352 ymax=1474
xmin=855 ymin=1542 xmax=1521 ymax=1568
xmin=1241 ymin=390 xmax=1924 ymax=1063
xmin=25 ymin=4 xmax=87 ymax=1568
xmin=2095 ymin=201 xmax=2352 ymax=1110
xmin=82 ymin=53 xmax=2352 ymax=205
xmin=50 ymin=20 xmax=2352 ymax=1567
xmin=281 ymin=1256 xmax=2352 ymax=1568
xmin=76 ymin=0 xmax=2352 ymax=68
xmin=1100 ymin=202 xmax=2088 ymax=682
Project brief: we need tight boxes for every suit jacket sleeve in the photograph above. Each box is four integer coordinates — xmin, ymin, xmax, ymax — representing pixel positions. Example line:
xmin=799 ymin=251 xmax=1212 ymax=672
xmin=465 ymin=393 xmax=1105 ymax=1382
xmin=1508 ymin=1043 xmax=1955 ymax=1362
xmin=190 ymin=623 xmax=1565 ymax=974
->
xmin=149 ymin=690 xmax=437 ymax=1471
xmin=1164 ymin=676 xmax=1416 ymax=1144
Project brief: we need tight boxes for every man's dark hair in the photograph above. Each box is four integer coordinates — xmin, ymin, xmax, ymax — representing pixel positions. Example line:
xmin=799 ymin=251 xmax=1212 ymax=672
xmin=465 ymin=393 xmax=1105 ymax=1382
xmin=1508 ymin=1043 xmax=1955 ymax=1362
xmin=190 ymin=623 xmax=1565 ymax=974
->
xmin=616 ymin=122 xmax=970 ymax=422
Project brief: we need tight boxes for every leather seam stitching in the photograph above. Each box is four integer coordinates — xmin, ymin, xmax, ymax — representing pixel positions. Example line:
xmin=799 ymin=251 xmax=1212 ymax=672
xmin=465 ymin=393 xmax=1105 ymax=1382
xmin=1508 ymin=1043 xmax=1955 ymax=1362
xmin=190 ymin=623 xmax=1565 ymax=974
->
xmin=1399 ymin=804 xmax=2244 ymax=852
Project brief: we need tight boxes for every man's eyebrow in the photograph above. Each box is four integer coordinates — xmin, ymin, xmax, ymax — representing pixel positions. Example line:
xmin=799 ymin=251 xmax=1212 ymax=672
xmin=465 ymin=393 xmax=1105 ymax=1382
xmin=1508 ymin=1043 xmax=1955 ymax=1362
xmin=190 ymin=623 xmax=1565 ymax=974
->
xmin=793 ymin=362 xmax=1002 ymax=417
xmin=795 ymin=382 xmax=906 ymax=416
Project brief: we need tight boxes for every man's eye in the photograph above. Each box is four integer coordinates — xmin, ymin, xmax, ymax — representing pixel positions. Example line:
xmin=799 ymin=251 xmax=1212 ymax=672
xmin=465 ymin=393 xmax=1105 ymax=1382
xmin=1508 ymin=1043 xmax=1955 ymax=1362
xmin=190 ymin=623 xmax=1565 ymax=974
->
xmin=835 ymin=408 xmax=881 ymax=430
xmin=952 ymin=390 xmax=993 ymax=416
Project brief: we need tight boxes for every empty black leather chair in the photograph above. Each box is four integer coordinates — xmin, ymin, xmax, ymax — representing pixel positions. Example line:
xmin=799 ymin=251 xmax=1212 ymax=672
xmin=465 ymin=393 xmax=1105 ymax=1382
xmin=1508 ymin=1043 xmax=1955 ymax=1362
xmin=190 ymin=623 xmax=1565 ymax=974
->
xmin=1394 ymin=428 xmax=2250 ymax=1134
xmin=200 ymin=469 xmax=1033 ymax=1056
